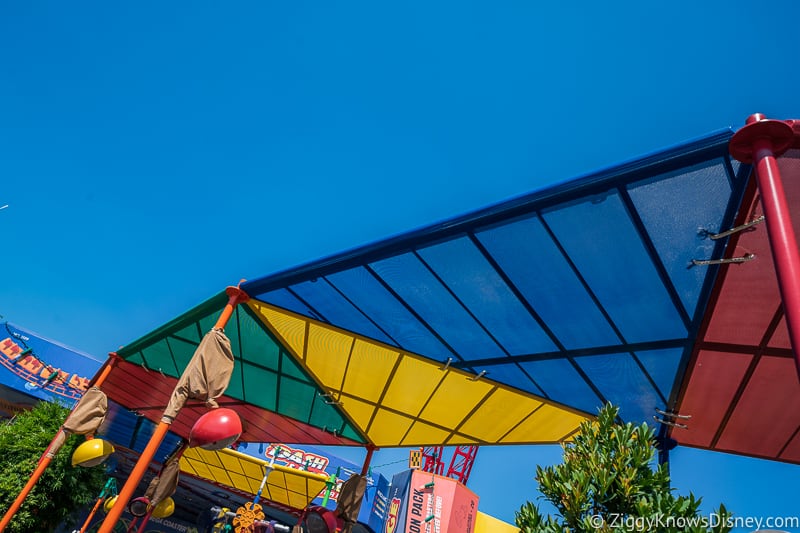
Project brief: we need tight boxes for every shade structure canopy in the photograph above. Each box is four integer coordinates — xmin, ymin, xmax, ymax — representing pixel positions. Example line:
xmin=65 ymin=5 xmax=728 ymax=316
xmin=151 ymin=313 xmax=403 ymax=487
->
xmin=102 ymin=123 xmax=800 ymax=464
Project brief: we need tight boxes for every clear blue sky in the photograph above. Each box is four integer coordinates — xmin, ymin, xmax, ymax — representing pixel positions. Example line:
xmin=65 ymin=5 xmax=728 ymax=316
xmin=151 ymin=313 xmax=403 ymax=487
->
xmin=2 ymin=1 xmax=800 ymax=529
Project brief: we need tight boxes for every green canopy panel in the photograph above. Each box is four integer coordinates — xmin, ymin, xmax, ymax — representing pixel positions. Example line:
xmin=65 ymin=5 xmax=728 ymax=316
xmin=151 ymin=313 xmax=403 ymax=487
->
xmin=107 ymin=295 xmax=366 ymax=445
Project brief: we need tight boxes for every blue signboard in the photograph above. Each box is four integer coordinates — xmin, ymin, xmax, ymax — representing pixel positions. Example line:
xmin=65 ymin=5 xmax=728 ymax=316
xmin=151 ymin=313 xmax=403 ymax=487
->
xmin=383 ymin=470 xmax=414 ymax=533
xmin=0 ymin=322 xmax=103 ymax=405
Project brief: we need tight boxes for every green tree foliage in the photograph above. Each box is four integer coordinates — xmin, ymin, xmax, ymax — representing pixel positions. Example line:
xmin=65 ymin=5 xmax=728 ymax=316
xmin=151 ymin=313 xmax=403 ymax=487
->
xmin=516 ymin=404 xmax=731 ymax=533
xmin=0 ymin=400 xmax=108 ymax=532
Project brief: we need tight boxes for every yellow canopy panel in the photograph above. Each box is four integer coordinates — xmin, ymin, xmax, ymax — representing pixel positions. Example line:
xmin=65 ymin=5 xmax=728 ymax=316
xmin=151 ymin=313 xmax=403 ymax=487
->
xmin=180 ymin=447 xmax=329 ymax=511
xmin=249 ymin=301 xmax=589 ymax=447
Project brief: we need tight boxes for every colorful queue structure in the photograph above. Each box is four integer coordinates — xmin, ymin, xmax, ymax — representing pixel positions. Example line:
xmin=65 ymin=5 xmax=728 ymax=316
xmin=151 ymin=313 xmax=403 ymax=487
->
xmin=4 ymin=115 xmax=800 ymax=532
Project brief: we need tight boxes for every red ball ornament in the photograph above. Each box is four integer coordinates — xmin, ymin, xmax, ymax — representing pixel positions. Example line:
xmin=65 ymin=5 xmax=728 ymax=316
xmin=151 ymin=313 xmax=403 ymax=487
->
xmin=189 ymin=408 xmax=242 ymax=450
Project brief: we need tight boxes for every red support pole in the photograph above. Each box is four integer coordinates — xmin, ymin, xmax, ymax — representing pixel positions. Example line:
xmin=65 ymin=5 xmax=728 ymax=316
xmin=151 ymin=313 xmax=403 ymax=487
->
xmin=96 ymin=285 xmax=249 ymax=533
xmin=0 ymin=356 xmax=119 ymax=532
xmin=361 ymin=445 xmax=376 ymax=476
xmin=135 ymin=513 xmax=152 ymax=533
xmin=730 ymin=114 xmax=800 ymax=376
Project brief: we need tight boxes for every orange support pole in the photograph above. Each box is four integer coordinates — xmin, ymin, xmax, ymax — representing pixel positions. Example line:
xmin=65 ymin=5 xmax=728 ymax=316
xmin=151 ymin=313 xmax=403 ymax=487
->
xmin=79 ymin=478 xmax=117 ymax=533
xmin=96 ymin=285 xmax=248 ymax=533
xmin=78 ymin=500 xmax=103 ymax=533
xmin=77 ymin=493 xmax=106 ymax=533
xmin=214 ymin=282 xmax=249 ymax=330
xmin=0 ymin=356 xmax=118 ymax=532
xmin=0 ymin=446 xmax=57 ymax=531
xmin=98 ymin=422 xmax=169 ymax=533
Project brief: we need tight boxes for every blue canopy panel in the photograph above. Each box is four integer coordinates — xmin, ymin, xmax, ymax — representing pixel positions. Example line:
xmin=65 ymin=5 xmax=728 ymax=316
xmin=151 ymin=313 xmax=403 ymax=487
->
xmin=243 ymin=130 xmax=746 ymax=426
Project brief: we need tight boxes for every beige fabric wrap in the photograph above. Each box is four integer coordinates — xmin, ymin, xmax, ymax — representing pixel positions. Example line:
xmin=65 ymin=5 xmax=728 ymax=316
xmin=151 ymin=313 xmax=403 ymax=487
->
xmin=162 ymin=328 xmax=234 ymax=423
xmin=335 ymin=474 xmax=368 ymax=532
xmin=144 ymin=454 xmax=181 ymax=508
xmin=47 ymin=387 xmax=108 ymax=458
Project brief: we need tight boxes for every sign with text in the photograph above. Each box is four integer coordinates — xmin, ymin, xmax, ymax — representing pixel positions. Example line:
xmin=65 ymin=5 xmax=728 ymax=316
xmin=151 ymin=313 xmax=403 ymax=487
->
xmin=387 ymin=469 xmax=479 ymax=533
xmin=0 ymin=324 xmax=101 ymax=403
xmin=241 ymin=442 xmax=390 ymax=529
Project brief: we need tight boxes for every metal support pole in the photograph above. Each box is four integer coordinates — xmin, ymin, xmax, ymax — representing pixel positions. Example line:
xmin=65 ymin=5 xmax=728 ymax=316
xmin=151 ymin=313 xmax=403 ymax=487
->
xmin=134 ymin=512 xmax=151 ymax=533
xmin=78 ymin=478 xmax=116 ymax=533
xmin=0 ymin=356 xmax=119 ymax=532
xmin=99 ymin=421 xmax=170 ymax=533
xmin=134 ymin=442 xmax=186 ymax=533
xmin=730 ymin=113 xmax=800 ymax=376
xmin=361 ymin=445 xmax=376 ymax=476
xmin=78 ymin=496 xmax=105 ymax=533
xmin=96 ymin=285 xmax=248 ymax=533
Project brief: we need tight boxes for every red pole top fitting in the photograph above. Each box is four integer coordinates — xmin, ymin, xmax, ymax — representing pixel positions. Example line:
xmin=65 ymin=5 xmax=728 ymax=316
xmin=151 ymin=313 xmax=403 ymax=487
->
xmin=226 ymin=280 xmax=250 ymax=306
xmin=730 ymin=113 xmax=795 ymax=164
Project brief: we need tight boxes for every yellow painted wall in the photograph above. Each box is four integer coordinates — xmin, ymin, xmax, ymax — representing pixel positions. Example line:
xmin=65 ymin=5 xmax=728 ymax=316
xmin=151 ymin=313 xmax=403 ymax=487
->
xmin=475 ymin=511 xmax=518 ymax=533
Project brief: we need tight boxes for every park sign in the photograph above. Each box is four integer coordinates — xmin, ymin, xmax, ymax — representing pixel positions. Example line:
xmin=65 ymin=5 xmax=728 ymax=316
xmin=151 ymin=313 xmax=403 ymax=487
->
xmin=386 ymin=469 xmax=479 ymax=533
xmin=0 ymin=322 xmax=101 ymax=404
xmin=246 ymin=441 xmax=391 ymax=531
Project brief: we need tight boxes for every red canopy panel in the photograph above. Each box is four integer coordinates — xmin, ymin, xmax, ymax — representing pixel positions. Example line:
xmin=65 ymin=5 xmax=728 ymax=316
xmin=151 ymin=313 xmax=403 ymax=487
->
xmin=716 ymin=356 xmax=800 ymax=458
xmin=102 ymin=360 xmax=360 ymax=446
xmin=769 ymin=315 xmax=793 ymax=351
xmin=675 ymin=148 xmax=800 ymax=463
xmin=677 ymin=349 xmax=752 ymax=448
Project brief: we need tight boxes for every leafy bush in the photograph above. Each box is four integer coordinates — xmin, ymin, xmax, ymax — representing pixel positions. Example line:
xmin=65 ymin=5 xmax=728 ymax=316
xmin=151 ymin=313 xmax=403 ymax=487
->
xmin=516 ymin=404 xmax=731 ymax=533
xmin=0 ymin=400 xmax=108 ymax=532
